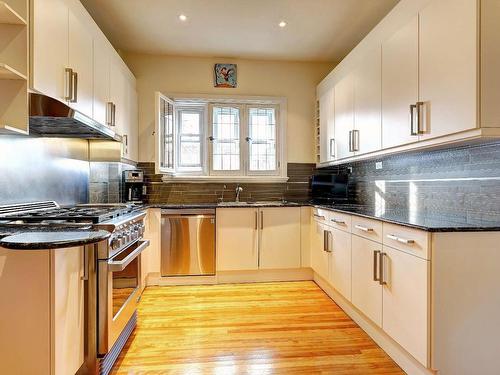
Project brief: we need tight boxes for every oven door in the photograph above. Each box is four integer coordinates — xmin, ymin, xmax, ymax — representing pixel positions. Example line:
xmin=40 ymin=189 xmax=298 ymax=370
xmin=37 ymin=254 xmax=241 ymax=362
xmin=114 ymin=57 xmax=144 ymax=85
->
xmin=98 ymin=239 xmax=149 ymax=356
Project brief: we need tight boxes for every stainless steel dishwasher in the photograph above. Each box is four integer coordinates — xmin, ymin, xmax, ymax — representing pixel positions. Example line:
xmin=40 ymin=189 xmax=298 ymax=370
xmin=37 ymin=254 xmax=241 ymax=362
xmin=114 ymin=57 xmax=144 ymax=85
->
xmin=160 ymin=209 xmax=216 ymax=276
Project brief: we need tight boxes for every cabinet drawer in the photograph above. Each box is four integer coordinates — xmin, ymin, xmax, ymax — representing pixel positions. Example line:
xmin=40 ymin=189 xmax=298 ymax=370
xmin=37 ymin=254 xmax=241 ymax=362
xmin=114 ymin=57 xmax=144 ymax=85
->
xmin=352 ymin=216 xmax=383 ymax=242
xmin=327 ymin=211 xmax=352 ymax=232
xmin=383 ymin=223 xmax=430 ymax=260
xmin=312 ymin=207 xmax=330 ymax=224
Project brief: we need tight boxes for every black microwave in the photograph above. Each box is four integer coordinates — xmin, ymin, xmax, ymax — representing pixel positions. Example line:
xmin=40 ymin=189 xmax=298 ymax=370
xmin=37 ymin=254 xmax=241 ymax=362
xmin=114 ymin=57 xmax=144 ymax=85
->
xmin=311 ymin=173 xmax=349 ymax=204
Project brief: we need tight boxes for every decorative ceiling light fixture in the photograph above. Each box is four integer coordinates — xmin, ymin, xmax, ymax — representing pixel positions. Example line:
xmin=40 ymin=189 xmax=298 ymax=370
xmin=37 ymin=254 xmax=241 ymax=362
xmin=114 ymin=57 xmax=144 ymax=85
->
xmin=279 ymin=20 xmax=287 ymax=28
xmin=179 ymin=14 xmax=188 ymax=21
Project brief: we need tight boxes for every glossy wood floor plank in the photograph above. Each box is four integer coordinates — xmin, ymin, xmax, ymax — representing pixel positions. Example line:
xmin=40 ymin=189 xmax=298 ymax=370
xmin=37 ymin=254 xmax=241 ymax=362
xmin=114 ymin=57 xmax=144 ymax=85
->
xmin=111 ymin=281 xmax=404 ymax=374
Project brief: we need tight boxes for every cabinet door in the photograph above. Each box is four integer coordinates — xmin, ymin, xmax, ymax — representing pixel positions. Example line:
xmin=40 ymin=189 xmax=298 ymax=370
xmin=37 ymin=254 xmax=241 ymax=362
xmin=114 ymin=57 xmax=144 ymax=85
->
xmin=319 ymin=88 xmax=335 ymax=162
xmin=329 ymin=227 xmax=352 ymax=301
xmin=310 ymin=219 xmax=330 ymax=281
xmin=334 ymin=74 xmax=354 ymax=159
xmin=93 ymin=37 xmax=110 ymax=126
xmin=382 ymin=16 xmax=419 ymax=148
xmin=67 ymin=4 xmax=93 ymax=117
xmin=124 ymin=81 xmax=139 ymax=161
xmin=110 ymin=59 xmax=127 ymax=135
xmin=216 ymin=208 xmax=258 ymax=271
xmin=52 ymin=247 xmax=85 ymax=375
xmin=259 ymin=207 xmax=301 ymax=269
xmin=351 ymin=235 xmax=382 ymax=326
xmin=382 ymin=245 xmax=429 ymax=367
xmin=354 ymin=47 xmax=382 ymax=155
xmin=31 ymin=0 xmax=68 ymax=102
xmin=419 ymin=0 xmax=477 ymax=140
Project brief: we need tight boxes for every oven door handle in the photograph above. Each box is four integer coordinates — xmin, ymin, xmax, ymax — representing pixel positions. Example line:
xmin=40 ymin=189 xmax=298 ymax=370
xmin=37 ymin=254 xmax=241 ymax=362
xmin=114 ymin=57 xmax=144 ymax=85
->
xmin=108 ymin=240 xmax=150 ymax=272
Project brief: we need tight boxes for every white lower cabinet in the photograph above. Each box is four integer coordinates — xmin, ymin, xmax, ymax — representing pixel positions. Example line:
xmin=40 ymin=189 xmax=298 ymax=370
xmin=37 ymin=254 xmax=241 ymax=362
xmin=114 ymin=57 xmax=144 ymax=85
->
xmin=382 ymin=244 xmax=429 ymax=367
xmin=351 ymin=235 xmax=382 ymax=326
xmin=216 ymin=208 xmax=259 ymax=271
xmin=310 ymin=210 xmax=430 ymax=368
xmin=329 ymin=227 xmax=352 ymax=301
xmin=310 ymin=219 xmax=330 ymax=281
xmin=216 ymin=207 xmax=301 ymax=271
xmin=259 ymin=207 xmax=301 ymax=269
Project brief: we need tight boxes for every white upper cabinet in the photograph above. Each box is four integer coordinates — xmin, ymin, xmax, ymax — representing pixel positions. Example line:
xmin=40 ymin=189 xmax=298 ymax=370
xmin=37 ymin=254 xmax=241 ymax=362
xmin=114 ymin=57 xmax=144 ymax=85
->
xmin=317 ymin=0 xmax=500 ymax=164
xmin=354 ymin=47 xmax=382 ymax=155
xmin=67 ymin=2 xmax=93 ymax=118
xmin=418 ymin=0 xmax=478 ymax=139
xmin=31 ymin=0 xmax=68 ymax=102
xmin=319 ymin=88 xmax=335 ymax=163
xmin=334 ymin=74 xmax=355 ymax=160
xmin=93 ymin=36 xmax=110 ymax=126
xmin=381 ymin=16 xmax=419 ymax=149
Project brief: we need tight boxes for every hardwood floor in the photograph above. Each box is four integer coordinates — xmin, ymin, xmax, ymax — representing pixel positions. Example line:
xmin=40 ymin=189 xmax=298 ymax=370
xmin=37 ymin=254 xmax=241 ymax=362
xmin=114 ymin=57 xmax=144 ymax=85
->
xmin=111 ymin=281 xmax=404 ymax=374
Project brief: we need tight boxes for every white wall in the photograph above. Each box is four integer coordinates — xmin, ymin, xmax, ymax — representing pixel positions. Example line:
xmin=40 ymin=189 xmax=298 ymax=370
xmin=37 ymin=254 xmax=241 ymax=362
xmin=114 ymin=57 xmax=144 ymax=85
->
xmin=123 ymin=53 xmax=334 ymax=163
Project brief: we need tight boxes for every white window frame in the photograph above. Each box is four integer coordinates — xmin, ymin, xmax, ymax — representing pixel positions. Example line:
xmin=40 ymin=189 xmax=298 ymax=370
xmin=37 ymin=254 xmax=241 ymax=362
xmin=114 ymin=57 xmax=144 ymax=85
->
xmin=175 ymin=104 xmax=207 ymax=175
xmin=208 ymin=103 xmax=245 ymax=176
xmin=156 ymin=92 xmax=288 ymax=182
xmin=155 ymin=92 xmax=176 ymax=175
xmin=245 ymin=104 xmax=281 ymax=177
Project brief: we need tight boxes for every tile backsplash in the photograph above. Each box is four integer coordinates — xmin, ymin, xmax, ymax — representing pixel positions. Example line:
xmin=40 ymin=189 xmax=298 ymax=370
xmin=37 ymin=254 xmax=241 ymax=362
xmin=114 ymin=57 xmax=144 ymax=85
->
xmin=89 ymin=162 xmax=136 ymax=203
xmin=137 ymin=162 xmax=315 ymax=204
xmin=319 ymin=142 xmax=500 ymax=224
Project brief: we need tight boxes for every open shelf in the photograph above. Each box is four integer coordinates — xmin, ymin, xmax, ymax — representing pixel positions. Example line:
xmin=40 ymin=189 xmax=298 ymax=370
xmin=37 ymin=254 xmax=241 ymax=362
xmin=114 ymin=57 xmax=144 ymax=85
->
xmin=0 ymin=62 xmax=26 ymax=80
xmin=0 ymin=1 xmax=26 ymax=25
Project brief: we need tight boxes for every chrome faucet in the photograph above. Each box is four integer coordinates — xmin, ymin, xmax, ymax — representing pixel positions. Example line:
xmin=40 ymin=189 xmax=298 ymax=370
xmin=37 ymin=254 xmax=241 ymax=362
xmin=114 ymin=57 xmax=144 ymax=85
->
xmin=235 ymin=184 xmax=243 ymax=202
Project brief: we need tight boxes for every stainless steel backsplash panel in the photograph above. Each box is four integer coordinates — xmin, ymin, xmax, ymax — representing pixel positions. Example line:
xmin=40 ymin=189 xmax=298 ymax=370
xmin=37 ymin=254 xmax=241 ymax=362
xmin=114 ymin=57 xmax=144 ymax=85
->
xmin=0 ymin=136 xmax=89 ymax=205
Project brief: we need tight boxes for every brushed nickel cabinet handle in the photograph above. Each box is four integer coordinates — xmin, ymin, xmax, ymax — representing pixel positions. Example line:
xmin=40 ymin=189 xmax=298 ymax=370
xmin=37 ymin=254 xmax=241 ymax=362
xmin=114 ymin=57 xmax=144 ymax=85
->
xmin=254 ymin=211 xmax=258 ymax=230
xmin=329 ymin=138 xmax=335 ymax=158
xmin=355 ymin=224 xmax=373 ymax=232
xmin=348 ymin=130 xmax=353 ymax=152
xmin=410 ymin=104 xmax=417 ymax=135
xmin=379 ymin=252 xmax=386 ymax=285
xmin=313 ymin=214 xmax=325 ymax=220
xmin=71 ymin=71 xmax=78 ymax=103
xmin=106 ymin=102 xmax=114 ymax=126
xmin=112 ymin=103 xmax=116 ymax=126
xmin=386 ymin=234 xmax=415 ymax=244
xmin=323 ymin=230 xmax=328 ymax=252
xmin=416 ymin=101 xmax=424 ymax=134
xmin=331 ymin=218 xmax=345 ymax=225
xmin=260 ymin=211 xmax=263 ymax=230
xmin=353 ymin=130 xmax=360 ymax=152
xmin=65 ymin=68 xmax=73 ymax=101
xmin=325 ymin=231 xmax=333 ymax=253
xmin=373 ymin=250 xmax=380 ymax=281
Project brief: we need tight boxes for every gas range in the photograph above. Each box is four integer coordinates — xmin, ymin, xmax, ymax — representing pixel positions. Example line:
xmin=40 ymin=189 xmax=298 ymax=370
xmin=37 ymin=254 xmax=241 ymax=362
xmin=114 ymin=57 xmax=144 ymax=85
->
xmin=0 ymin=201 xmax=146 ymax=258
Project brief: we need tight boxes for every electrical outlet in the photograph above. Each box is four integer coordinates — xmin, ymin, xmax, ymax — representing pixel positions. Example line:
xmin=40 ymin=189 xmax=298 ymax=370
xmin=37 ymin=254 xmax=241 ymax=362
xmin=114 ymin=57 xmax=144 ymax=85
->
xmin=375 ymin=162 xmax=383 ymax=170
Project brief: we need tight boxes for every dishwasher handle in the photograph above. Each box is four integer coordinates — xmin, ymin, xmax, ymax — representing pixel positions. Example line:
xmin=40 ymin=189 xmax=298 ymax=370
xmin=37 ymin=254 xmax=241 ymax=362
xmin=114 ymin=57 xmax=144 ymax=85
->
xmin=161 ymin=214 xmax=215 ymax=219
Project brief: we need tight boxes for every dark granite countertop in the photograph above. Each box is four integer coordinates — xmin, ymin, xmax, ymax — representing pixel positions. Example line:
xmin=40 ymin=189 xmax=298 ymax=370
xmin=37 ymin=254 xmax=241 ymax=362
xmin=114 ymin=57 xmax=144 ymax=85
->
xmin=145 ymin=201 xmax=302 ymax=209
xmin=311 ymin=204 xmax=500 ymax=232
xmin=0 ymin=230 xmax=110 ymax=250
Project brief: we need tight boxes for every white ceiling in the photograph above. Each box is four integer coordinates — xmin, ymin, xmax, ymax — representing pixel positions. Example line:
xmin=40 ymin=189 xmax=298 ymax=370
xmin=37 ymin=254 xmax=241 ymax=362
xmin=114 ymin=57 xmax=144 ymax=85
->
xmin=81 ymin=0 xmax=399 ymax=62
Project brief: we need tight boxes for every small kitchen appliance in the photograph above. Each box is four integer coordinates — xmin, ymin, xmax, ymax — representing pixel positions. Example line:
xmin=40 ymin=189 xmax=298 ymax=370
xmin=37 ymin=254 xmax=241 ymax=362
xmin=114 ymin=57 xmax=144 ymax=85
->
xmin=122 ymin=170 xmax=146 ymax=204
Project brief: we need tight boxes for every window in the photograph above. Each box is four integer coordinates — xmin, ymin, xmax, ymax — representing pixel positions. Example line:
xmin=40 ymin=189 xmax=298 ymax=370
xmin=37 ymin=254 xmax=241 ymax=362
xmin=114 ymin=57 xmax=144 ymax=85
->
xmin=155 ymin=93 xmax=286 ymax=181
xmin=176 ymin=106 xmax=204 ymax=172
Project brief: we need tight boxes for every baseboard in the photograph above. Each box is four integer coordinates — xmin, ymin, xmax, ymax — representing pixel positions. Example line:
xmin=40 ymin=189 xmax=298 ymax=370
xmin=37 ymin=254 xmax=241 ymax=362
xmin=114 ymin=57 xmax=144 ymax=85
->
xmin=217 ymin=268 xmax=313 ymax=284
xmin=145 ymin=268 xmax=314 ymax=286
xmin=313 ymin=272 xmax=436 ymax=375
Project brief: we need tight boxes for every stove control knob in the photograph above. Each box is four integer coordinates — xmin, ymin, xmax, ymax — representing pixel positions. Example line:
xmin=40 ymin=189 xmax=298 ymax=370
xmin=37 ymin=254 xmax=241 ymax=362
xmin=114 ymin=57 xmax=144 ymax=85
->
xmin=111 ymin=237 xmax=120 ymax=250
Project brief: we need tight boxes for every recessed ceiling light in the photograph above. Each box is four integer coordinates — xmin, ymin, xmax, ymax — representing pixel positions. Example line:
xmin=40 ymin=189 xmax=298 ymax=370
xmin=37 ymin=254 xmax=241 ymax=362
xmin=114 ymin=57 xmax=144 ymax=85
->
xmin=279 ymin=20 xmax=287 ymax=28
xmin=179 ymin=14 xmax=188 ymax=21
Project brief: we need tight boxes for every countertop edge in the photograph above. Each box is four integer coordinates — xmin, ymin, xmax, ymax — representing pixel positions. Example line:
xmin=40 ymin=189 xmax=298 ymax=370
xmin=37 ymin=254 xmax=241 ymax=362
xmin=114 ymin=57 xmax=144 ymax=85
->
xmin=0 ymin=230 xmax=111 ymax=250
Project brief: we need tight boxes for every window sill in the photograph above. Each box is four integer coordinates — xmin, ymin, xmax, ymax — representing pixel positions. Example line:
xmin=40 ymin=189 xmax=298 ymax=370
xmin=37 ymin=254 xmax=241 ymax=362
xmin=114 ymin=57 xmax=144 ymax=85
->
xmin=160 ymin=175 xmax=290 ymax=183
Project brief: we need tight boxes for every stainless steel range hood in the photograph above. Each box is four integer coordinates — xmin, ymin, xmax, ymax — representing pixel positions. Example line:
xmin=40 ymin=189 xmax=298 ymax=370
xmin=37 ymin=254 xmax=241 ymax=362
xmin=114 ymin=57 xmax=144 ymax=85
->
xmin=29 ymin=93 xmax=122 ymax=142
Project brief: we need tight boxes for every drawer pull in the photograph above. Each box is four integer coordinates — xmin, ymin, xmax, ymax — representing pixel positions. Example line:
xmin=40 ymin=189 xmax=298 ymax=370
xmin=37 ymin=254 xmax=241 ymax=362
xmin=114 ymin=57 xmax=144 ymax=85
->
xmin=355 ymin=224 xmax=373 ymax=232
xmin=313 ymin=214 xmax=325 ymax=220
xmin=331 ymin=218 xmax=346 ymax=225
xmin=379 ymin=252 xmax=387 ymax=285
xmin=387 ymin=234 xmax=415 ymax=244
